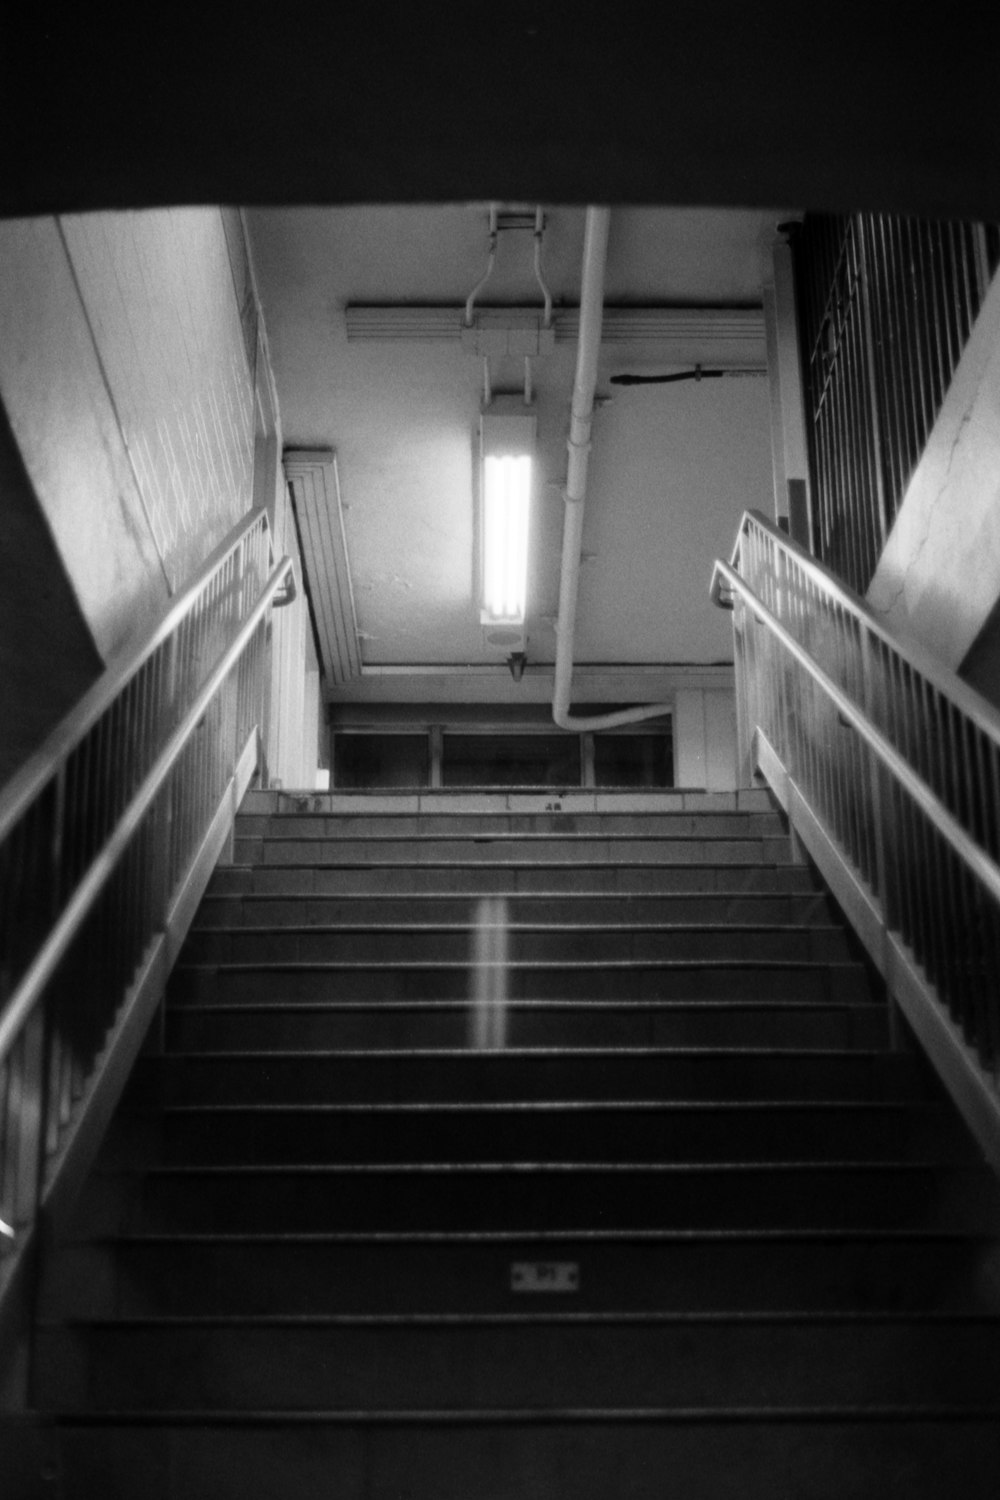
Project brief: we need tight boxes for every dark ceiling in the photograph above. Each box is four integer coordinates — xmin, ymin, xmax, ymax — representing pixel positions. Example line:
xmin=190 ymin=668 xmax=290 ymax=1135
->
xmin=4 ymin=5 xmax=1000 ymax=220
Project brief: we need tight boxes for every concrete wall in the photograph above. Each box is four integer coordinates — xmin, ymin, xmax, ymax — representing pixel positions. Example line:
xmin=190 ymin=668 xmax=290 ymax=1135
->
xmin=0 ymin=208 xmax=318 ymax=789
xmin=0 ymin=210 xmax=256 ymax=662
xmin=0 ymin=405 xmax=102 ymax=786
xmin=866 ymin=270 xmax=1000 ymax=674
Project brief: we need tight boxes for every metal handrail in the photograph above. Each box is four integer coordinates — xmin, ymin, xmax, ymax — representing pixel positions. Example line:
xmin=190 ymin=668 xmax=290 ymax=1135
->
xmin=0 ymin=554 xmax=292 ymax=1064
xmin=712 ymin=509 xmax=1000 ymax=753
xmin=712 ymin=557 xmax=1000 ymax=909
xmin=0 ymin=507 xmax=292 ymax=844
xmin=0 ymin=506 xmax=296 ymax=1259
xmin=712 ymin=506 xmax=1000 ymax=1088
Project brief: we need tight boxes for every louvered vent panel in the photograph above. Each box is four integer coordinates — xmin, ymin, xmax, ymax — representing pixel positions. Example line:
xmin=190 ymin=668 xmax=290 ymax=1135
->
xmin=283 ymin=448 xmax=361 ymax=684
xmin=345 ymin=306 xmax=766 ymax=367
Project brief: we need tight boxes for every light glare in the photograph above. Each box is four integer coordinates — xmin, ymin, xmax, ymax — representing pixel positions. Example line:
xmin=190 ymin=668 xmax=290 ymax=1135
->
xmin=483 ymin=454 xmax=531 ymax=622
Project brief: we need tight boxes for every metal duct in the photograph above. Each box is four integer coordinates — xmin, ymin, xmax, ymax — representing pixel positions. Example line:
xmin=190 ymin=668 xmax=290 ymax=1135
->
xmin=284 ymin=449 xmax=361 ymax=684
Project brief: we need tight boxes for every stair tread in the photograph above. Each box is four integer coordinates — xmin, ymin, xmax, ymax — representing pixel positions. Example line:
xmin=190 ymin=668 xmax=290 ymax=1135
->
xmin=157 ymin=1099 xmax=941 ymax=1113
xmin=41 ymin=793 xmax=1000 ymax=1492
xmin=173 ymin=957 xmax=864 ymax=970
xmin=167 ymin=999 xmax=881 ymax=1011
xmin=189 ymin=921 xmax=844 ymax=934
xmin=54 ymin=1308 xmax=1000 ymax=1327
xmin=137 ymin=1160 xmax=972 ymax=1174
xmin=100 ymin=1226 xmax=999 ymax=1243
xmin=160 ymin=1045 xmax=907 ymax=1057
xmin=238 ymin=833 xmax=786 ymax=843
xmin=50 ymin=1404 xmax=1000 ymax=1424
xmin=218 ymin=864 xmax=797 ymax=876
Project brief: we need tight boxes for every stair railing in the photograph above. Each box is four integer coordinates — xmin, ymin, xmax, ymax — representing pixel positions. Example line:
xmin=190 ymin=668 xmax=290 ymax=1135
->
xmin=712 ymin=510 xmax=1000 ymax=1160
xmin=0 ymin=508 xmax=294 ymax=1272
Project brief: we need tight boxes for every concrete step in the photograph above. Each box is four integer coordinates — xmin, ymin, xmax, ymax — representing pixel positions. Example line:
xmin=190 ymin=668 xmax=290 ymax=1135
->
xmin=207 ymin=862 xmax=818 ymax=897
xmin=164 ymin=1000 xmax=889 ymax=1052
xmin=239 ymin=789 xmax=778 ymax=817
xmin=234 ymin=811 xmax=787 ymax=839
xmin=194 ymin=891 xmax=837 ymax=929
xmin=43 ymin=1230 xmax=1000 ymax=1319
xmin=36 ymin=1312 xmax=1000 ymax=1413
xmin=147 ymin=1048 xmax=929 ymax=1106
xmin=144 ymin=1101 xmax=969 ymax=1167
xmin=232 ymin=835 xmax=797 ymax=866
xmin=169 ymin=959 xmax=871 ymax=1005
xmin=73 ymin=1162 xmax=1000 ymax=1236
xmin=180 ymin=923 xmax=852 ymax=966
xmin=48 ymin=1413 xmax=1000 ymax=1500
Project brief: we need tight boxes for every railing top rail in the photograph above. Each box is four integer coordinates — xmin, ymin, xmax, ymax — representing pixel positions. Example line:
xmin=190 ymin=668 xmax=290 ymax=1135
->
xmin=714 ymin=558 xmax=1000 ymax=912
xmin=0 ymin=506 xmax=273 ymax=845
xmin=720 ymin=508 xmax=1000 ymax=753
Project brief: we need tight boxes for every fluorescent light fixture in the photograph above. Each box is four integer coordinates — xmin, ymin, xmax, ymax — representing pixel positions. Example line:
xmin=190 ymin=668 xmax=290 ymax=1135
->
xmin=480 ymin=410 xmax=535 ymax=626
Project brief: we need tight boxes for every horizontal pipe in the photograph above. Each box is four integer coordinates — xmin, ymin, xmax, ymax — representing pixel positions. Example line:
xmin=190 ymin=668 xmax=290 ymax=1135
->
xmin=0 ymin=554 xmax=294 ymax=1066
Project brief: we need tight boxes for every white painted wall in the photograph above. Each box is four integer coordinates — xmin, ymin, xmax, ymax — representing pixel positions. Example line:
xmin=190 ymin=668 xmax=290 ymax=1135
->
xmin=0 ymin=209 xmax=318 ymax=789
xmin=673 ymin=688 xmax=738 ymax=789
xmin=0 ymin=210 xmax=255 ymax=660
xmin=866 ymin=270 xmax=1000 ymax=670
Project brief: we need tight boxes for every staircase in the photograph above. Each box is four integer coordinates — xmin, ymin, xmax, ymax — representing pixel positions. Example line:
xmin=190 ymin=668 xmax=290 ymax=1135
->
xmin=36 ymin=788 xmax=1000 ymax=1497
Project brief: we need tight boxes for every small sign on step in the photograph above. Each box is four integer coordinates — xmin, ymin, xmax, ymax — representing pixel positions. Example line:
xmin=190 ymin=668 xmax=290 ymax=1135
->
xmin=510 ymin=1261 xmax=580 ymax=1293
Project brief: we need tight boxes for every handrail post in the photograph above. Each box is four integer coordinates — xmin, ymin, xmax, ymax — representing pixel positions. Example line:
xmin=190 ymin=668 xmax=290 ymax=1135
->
xmin=861 ymin=627 xmax=900 ymax=1046
xmin=730 ymin=528 xmax=753 ymax=786
xmin=150 ymin=634 xmax=179 ymax=932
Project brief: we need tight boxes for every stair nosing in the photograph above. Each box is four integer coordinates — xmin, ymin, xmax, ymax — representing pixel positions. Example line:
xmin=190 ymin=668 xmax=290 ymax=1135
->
xmin=238 ymin=833 xmax=786 ymax=845
xmin=172 ymin=958 xmax=865 ymax=973
xmin=49 ymin=1404 xmax=1000 ymax=1427
xmin=215 ymin=860 xmax=803 ymax=871
xmin=49 ymin=1309 xmax=1000 ymax=1330
xmin=188 ymin=921 xmax=844 ymax=935
xmin=159 ymin=1044 xmax=908 ymax=1059
xmin=157 ymin=1099 xmax=935 ymax=1115
xmin=166 ymin=999 xmax=882 ymax=1014
xmin=137 ymin=1160 xmax=965 ymax=1176
xmin=96 ymin=1227 xmax=1000 ymax=1245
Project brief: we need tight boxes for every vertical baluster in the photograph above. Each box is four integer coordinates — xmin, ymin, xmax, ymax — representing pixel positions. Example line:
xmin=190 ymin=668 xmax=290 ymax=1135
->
xmin=968 ymin=725 xmax=1000 ymax=1069
xmin=909 ymin=669 xmax=941 ymax=1000
xmin=734 ymin=592 xmax=751 ymax=784
xmin=920 ymin=222 xmax=948 ymax=423
xmin=937 ymin=221 xmax=962 ymax=373
xmin=885 ymin=652 xmax=912 ymax=951
xmin=957 ymin=220 xmax=980 ymax=349
xmin=913 ymin=675 xmax=945 ymax=1007
xmin=0 ymin=1053 xmax=14 ymax=1241
xmin=941 ymin=696 xmax=973 ymax=1045
xmin=799 ymin=573 xmax=816 ymax=808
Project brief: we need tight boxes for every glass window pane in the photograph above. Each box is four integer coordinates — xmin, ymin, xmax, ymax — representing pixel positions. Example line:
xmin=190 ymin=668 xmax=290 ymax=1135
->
xmin=593 ymin=732 xmax=673 ymax=788
xmin=443 ymin=734 xmax=580 ymax=787
xmin=333 ymin=734 xmax=429 ymax=789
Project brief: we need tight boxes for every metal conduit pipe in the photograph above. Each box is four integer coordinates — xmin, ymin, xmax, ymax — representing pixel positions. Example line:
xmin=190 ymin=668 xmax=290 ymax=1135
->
xmin=552 ymin=207 xmax=672 ymax=732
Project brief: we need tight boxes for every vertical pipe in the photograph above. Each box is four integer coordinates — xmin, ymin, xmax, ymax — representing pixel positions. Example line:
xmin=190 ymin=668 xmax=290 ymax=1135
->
xmin=553 ymin=208 xmax=671 ymax=733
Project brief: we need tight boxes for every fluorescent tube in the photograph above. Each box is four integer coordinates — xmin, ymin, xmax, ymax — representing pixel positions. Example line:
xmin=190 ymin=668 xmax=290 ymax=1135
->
xmin=483 ymin=453 xmax=531 ymax=623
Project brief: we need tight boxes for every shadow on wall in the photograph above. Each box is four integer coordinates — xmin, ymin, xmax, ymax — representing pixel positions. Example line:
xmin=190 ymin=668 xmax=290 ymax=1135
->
xmin=0 ymin=404 xmax=102 ymax=789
